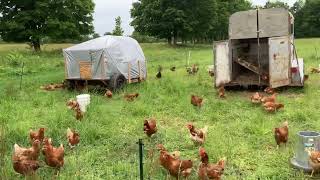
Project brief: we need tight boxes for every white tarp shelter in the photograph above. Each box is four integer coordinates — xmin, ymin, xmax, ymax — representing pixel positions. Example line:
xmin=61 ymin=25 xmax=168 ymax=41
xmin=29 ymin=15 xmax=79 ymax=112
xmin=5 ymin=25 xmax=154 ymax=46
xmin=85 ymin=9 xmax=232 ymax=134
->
xmin=63 ymin=36 xmax=146 ymax=81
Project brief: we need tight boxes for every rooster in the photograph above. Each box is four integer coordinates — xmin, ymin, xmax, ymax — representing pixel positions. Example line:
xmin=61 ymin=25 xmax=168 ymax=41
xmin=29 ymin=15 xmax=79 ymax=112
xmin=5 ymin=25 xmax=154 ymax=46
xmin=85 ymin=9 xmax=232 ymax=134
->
xmin=250 ymin=92 xmax=263 ymax=104
xmin=263 ymin=102 xmax=284 ymax=113
xmin=143 ymin=118 xmax=157 ymax=137
xmin=186 ymin=123 xmax=208 ymax=145
xmin=67 ymin=128 xmax=80 ymax=149
xmin=104 ymin=89 xmax=113 ymax=98
xmin=29 ymin=128 xmax=45 ymax=144
xmin=218 ymin=86 xmax=225 ymax=98
xmin=191 ymin=95 xmax=203 ymax=107
xmin=198 ymin=147 xmax=225 ymax=180
xmin=124 ymin=93 xmax=139 ymax=101
xmin=274 ymin=121 xmax=288 ymax=149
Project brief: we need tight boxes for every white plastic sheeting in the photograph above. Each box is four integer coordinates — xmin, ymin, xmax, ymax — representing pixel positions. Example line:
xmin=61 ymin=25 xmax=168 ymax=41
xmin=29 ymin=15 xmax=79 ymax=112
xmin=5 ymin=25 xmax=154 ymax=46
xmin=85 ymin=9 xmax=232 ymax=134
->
xmin=63 ymin=36 xmax=146 ymax=80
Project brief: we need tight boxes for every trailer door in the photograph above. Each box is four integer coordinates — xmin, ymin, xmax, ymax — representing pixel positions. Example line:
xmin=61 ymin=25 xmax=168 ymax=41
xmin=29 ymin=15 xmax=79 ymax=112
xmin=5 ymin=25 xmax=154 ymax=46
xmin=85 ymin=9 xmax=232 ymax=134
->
xmin=214 ymin=41 xmax=231 ymax=87
xmin=269 ymin=36 xmax=290 ymax=88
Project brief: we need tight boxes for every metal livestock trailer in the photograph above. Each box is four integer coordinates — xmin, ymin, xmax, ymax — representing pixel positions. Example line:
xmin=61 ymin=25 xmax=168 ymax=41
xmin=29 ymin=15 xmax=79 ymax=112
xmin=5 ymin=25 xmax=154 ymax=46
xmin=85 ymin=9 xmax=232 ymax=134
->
xmin=214 ymin=8 xmax=305 ymax=88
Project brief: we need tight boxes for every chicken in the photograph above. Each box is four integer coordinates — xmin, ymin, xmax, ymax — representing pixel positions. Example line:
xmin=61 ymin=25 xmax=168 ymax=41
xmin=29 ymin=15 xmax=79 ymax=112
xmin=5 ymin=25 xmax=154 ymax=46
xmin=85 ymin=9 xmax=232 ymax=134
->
xmin=261 ymin=93 xmax=277 ymax=103
xmin=12 ymin=159 xmax=40 ymax=176
xmin=29 ymin=128 xmax=45 ymax=144
xmin=274 ymin=121 xmax=288 ymax=149
xmin=198 ymin=147 xmax=225 ymax=180
xmin=124 ymin=93 xmax=139 ymax=101
xmin=263 ymin=102 xmax=284 ymax=113
xmin=75 ymin=107 xmax=84 ymax=120
xmin=207 ymin=65 xmax=215 ymax=77
xmin=250 ymin=92 xmax=263 ymax=104
xmin=104 ymin=89 xmax=113 ymax=98
xmin=218 ymin=86 xmax=225 ymax=98
xmin=13 ymin=140 xmax=41 ymax=161
xmin=156 ymin=144 xmax=180 ymax=159
xmin=40 ymin=83 xmax=56 ymax=91
xmin=304 ymin=75 xmax=309 ymax=82
xmin=66 ymin=99 xmax=79 ymax=110
xmin=156 ymin=65 xmax=162 ymax=78
xmin=264 ymin=87 xmax=275 ymax=94
xmin=186 ymin=123 xmax=208 ymax=145
xmin=42 ymin=138 xmax=64 ymax=170
xmin=156 ymin=144 xmax=193 ymax=179
xmin=143 ymin=118 xmax=157 ymax=137
xmin=170 ymin=66 xmax=176 ymax=71
xmin=191 ymin=95 xmax=203 ymax=107
xmin=67 ymin=128 xmax=80 ymax=149
xmin=310 ymin=67 xmax=320 ymax=73
xmin=192 ymin=64 xmax=199 ymax=74
xmin=307 ymin=149 xmax=320 ymax=176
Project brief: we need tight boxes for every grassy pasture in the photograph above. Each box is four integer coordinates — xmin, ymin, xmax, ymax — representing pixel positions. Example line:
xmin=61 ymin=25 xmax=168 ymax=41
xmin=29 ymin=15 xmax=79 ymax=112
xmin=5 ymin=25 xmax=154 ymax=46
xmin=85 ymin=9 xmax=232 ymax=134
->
xmin=0 ymin=39 xmax=320 ymax=179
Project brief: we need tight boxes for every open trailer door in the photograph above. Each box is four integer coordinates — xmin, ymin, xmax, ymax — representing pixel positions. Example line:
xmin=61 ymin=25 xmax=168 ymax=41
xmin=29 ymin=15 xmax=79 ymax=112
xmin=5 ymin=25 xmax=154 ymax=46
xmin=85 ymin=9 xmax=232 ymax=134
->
xmin=268 ymin=36 xmax=290 ymax=88
xmin=214 ymin=40 xmax=231 ymax=87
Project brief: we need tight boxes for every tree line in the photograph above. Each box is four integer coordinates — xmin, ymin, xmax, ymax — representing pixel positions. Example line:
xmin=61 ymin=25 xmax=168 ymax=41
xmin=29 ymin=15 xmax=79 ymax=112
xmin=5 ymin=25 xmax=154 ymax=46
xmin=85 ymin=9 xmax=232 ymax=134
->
xmin=131 ymin=0 xmax=320 ymax=44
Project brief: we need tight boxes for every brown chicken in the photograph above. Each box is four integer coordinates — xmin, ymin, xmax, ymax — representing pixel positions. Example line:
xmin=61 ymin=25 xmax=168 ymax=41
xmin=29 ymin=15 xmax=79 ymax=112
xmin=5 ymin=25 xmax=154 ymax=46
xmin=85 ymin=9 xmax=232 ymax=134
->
xmin=29 ymin=128 xmax=45 ymax=144
xmin=198 ymin=147 xmax=225 ymax=180
xmin=311 ymin=67 xmax=320 ymax=73
xmin=263 ymin=102 xmax=284 ymax=113
xmin=304 ymin=75 xmax=309 ymax=82
xmin=143 ymin=118 xmax=157 ymax=137
xmin=250 ymin=92 xmax=263 ymax=104
xmin=75 ymin=107 xmax=84 ymax=120
xmin=307 ymin=149 xmax=320 ymax=176
xmin=40 ymin=83 xmax=56 ymax=91
xmin=104 ymin=89 xmax=113 ymax=98
xmin=264 ymin=87 xmax=275 ymax=94
xmin=66 ymin=99 xmax=79 ymax=110
xmin=186 ymin=123 xmax=208 ymax=145
xmin=261 ymin=93 xmax=277 ymax=103
xmin=218 ymin=86 xmax=225 ymax=98
xmin=13 ymin=140 xmax=41 ymax=161
xmin=124 ymin=93 xmax=139 ymax=101
xmin=274 ymin=121 xmax=288 ymax=149
xmin=191 ymin=95 xmax=203 ymax=107
xmin=12 ymin=159 xmax=40 ymax=176
xmin=42 ymin=138 xmax=64 ymax=170
xmin=157 ymin=144 xmax=193 ymax=179
xmin=67 ymin=128 xmax=80 ymax=149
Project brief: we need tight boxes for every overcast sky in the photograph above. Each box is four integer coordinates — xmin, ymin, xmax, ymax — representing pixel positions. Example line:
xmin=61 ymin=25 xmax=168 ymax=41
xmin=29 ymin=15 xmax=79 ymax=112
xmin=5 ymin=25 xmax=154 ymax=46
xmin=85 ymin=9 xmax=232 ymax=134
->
xmin=93 ymin=0 xmax=297 ymax=36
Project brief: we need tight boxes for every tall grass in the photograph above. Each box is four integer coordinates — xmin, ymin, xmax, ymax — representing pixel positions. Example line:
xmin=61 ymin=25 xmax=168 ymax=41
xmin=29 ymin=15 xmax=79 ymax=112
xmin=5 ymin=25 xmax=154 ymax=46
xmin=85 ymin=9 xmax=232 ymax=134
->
xmin=0 ymin=40 xmax=319 ymax=179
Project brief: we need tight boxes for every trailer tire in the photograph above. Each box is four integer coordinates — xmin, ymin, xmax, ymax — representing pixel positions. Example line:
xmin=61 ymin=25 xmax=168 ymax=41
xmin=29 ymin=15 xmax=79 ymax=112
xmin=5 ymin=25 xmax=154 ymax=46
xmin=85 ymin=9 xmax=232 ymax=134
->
xmin=110 ymin=74 xmax=127 ymax=91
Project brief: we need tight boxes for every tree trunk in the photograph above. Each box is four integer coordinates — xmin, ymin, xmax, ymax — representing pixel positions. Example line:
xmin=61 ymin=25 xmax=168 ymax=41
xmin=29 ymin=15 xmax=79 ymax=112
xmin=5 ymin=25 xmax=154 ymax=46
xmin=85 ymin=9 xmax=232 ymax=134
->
xmin=173 ymin=31 xmax=177 ymax=45
xmin=167 ymin=37 xmax=172 ymax=45
xmin=32 ymin=40 xmax=41 ymax=52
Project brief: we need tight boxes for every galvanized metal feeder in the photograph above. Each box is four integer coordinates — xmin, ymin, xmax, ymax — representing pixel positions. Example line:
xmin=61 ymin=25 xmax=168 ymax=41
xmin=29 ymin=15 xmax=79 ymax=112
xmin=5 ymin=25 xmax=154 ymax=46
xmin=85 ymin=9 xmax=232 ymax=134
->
xmin=214 ymin=8 xmax=305 ymax=88
xmin=291 ymin=131 xmax=320 ymax=172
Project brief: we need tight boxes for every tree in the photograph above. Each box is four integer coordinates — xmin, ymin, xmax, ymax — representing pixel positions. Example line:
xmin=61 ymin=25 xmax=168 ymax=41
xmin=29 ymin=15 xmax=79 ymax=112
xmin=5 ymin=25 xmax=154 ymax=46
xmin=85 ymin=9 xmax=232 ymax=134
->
xmin=294 ymin=0 xmax=320 ymax=38
xmin=112 ymin=16 xmax=124 ymax=36
xmin=264 ymin=1 xmax=290 ymax=9
xmin=104 ymin=32 xmax=112 ymax=36
xmin=0 ymin=0 xmax=95 ymax=51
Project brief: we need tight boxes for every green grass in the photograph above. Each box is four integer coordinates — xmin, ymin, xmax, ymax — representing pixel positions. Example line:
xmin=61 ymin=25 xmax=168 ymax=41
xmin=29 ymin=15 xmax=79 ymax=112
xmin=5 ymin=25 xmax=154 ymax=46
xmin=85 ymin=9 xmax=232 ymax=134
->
xmin=0 ymin=39 xmax=320 ymax=179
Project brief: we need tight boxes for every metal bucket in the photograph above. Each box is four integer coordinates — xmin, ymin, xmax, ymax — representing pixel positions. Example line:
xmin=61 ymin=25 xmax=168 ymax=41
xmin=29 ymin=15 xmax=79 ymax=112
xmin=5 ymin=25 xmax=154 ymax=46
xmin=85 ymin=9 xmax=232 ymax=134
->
xmin=291 ymin=131 xmax=320 ymax=172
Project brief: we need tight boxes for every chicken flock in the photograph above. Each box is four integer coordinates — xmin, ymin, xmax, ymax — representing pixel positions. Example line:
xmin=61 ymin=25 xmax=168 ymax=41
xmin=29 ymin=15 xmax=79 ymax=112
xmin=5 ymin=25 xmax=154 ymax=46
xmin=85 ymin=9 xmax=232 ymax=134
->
xmin=17 ymin=63 xmax=318 ymax=178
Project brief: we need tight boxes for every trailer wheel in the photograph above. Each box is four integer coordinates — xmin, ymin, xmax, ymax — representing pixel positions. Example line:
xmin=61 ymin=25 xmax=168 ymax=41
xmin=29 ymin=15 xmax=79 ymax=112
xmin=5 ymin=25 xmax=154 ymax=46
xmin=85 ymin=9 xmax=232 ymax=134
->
xmin=110 ymin=74 xmax=127 ymax=90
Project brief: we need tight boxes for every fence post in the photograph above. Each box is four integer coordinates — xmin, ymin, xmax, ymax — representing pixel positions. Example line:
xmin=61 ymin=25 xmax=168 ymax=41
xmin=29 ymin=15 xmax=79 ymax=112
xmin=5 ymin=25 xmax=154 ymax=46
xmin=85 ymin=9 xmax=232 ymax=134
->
xmin=19 ymin=62 xmax=24 ymax=90
xmin=138 ymin=139 xmax=144 ymax=180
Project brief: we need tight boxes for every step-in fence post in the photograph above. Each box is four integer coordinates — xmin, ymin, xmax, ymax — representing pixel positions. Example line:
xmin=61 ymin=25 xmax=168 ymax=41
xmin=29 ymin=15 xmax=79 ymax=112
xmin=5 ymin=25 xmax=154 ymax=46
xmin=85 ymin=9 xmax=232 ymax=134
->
xmin=138 ymin=139 xmax=144 ymax=180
